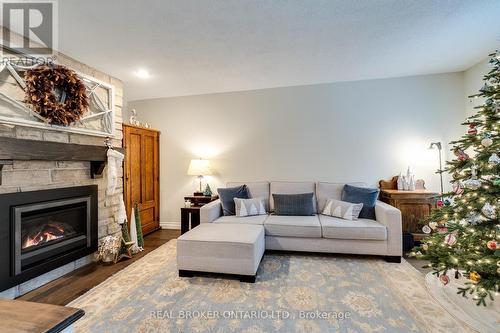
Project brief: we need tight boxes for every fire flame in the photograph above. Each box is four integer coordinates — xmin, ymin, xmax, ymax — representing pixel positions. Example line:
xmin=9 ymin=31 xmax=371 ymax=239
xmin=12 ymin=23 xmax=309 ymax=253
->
xmin=22 ymin=223 xmax=66 ymax=249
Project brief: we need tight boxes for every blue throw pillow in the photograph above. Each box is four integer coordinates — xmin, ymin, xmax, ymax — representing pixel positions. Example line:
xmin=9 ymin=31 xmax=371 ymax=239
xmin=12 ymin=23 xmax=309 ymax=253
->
xmin=341 ymin=185 xmax=379 ymax=219
xmin=273 ymin=193 xmax=315 ymax=216
xmin=217 ymin=185 xmax=249 ymax=216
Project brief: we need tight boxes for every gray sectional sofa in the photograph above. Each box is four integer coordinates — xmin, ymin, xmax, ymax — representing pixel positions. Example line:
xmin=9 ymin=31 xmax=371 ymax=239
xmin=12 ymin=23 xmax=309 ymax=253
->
xmin=177 ymin=181 xmax=402 ymax=283
xmin=200 ymin=181 xmax=402 ymax=261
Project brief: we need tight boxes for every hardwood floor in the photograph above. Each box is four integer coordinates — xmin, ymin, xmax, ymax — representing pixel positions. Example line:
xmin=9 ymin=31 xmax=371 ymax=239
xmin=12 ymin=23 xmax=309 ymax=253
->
xmin=18 ymin=229 xmax=180 ymax=306
xmin=404 ymin=256 xmax=433 ymax=274
xmin=18 ymin=228 xmax=430 ymax=306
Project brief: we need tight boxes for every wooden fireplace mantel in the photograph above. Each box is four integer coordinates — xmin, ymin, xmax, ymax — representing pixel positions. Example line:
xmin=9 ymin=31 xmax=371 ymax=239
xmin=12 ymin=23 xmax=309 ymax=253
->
xmin=0 ymin=136 xmax=124 ymax=184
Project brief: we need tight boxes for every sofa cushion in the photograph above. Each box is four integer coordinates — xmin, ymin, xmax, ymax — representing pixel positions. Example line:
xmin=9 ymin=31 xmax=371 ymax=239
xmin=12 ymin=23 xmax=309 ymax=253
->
xmin=316 ymin=182 xmax=366 ymax=212
xmin=227 ymin=181 xmax=270 ymax=212
xmin=234 ymin=198 xmax=266 ymax=217
xmin=273 ymin=193 xmax=315 ymax=216
xmin=322 ymin=198 xmax=363 ymax=221
xmin=264 ymin=215 xmax=322 ymax=238
xmin=214 ymin=214 xmax=268 ymax=225
xmin=341 ymin=185 xmax=379 ymax=220
xmin=319 ymin=215 xmax=387 ymax=240
xmin=270 ymin=181 xmax=316 ymax=212
xmin=218 ymin=185 xmax=249 ymax=216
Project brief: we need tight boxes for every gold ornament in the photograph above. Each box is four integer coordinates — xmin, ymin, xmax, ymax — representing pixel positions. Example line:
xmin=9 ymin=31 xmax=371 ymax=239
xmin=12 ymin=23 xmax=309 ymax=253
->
xmin=469 ymin=271 xmax=481 ymax=283
xmin=437 ymin=219 xmax=447 ymax=226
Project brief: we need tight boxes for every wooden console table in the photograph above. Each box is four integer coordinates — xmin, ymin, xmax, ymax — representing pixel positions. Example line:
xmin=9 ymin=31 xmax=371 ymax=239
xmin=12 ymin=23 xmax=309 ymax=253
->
xmin=379 ymin=177 xmax=439 ymax=241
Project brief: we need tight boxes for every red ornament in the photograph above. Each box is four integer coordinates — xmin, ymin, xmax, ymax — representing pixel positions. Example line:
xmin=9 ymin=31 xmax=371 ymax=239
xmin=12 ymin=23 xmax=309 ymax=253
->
xmin=437 ymin=227 xmax=448 ymax=234
xmin=467 ymin=124 xmax=477 ymax=135
xmin=452 ymin=182 xmax=464 ymax=195
xmin=444 ymin=233 xmax=457 ymax=246
xmin=437 ymin=200 xmax=444 ymax=207
xmin=487 ymin=240 xmax=498 ymax=250
xmin=454 ymin=148 xmax=469 ymax=162
xmin=439 ymin=274 xmax=450 ymax=285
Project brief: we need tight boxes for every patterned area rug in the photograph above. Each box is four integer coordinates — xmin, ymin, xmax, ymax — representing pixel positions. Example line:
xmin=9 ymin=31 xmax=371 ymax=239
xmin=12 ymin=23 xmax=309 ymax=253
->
xmin=69 ymin=240 xmax=473 ymax=333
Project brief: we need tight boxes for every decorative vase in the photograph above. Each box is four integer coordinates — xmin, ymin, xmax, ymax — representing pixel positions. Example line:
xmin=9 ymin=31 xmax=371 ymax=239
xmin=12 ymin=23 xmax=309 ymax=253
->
xmin=409 ymin=175 xmax=416 ymax=191
xmin=397 ymin=173 xmax=404 ymax=190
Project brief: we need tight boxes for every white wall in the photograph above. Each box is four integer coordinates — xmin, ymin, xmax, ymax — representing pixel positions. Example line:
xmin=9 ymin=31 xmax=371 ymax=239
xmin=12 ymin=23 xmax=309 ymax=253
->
xmin=130 ymin=73 xmax=466 ymax=226
xmin=464 ymin=58 xmax=490 ymax=117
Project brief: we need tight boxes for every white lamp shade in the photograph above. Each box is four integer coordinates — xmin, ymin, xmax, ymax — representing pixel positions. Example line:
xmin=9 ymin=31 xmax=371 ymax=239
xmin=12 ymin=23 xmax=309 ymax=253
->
xmin=187 ymin=159 xmax=213 ymax=176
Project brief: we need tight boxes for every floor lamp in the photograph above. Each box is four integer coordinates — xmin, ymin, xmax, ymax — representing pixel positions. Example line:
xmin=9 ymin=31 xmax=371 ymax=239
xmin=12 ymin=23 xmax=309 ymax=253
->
xmin=429 ymin=142 xmax=444 ymax=197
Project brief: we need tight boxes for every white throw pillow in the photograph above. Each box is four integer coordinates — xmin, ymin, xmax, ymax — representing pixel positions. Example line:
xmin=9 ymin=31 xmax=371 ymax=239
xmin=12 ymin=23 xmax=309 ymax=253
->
xmin=234 ymin=198 xmax=266 ymax=217
xmin=322 ymin=198 xmax=363 ymax=221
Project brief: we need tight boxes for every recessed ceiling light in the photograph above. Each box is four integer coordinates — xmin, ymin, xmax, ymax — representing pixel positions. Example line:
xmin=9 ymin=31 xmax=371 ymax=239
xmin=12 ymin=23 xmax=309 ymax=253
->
xmin=135 ymin=69 xmax=151 ymax=79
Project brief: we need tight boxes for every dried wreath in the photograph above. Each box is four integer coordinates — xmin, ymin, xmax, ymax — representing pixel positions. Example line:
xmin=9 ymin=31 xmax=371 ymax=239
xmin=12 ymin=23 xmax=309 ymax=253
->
xmin=24 ymin=64 xmax=89 ymax=125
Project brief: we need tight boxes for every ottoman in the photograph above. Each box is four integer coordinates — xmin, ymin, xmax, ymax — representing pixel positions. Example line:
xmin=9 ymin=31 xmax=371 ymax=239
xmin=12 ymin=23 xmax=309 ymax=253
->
xmin=177 ymin=223 xmax=265 ymax=282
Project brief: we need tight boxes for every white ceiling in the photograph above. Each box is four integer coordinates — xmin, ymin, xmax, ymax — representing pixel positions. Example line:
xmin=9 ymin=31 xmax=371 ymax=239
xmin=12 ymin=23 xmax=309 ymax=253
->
xmin=58 ymin=0 xmax=500 ymax=101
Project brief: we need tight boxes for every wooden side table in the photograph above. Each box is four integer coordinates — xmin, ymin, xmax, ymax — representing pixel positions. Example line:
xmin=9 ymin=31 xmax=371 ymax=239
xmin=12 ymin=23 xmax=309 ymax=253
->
xmin=184 ymin=195 xmax=218 ymax=207
xmin=379 ymin=176 xmax=439 ymax=245
xmin=379 ymin=188 xmax=439 ymax=242
xmin=181 ymin=195 xmax=218 ymax=234
xmin=181 ymin=207 xmax=201 ymax=235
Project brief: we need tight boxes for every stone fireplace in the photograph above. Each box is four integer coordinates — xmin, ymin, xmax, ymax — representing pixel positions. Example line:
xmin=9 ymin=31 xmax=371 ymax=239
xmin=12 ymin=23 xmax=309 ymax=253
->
xmin=0 ymin=53 xmax=124 ymax=298
xmin=0 ymin=186 xmax=98 ymax=291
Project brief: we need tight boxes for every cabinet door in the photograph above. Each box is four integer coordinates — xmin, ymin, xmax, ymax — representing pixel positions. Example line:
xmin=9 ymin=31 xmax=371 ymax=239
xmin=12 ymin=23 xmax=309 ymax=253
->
xmin=398 ymin=202 xmax=432 ymax=234
xmin=139 ymin=131 xmax=159 ymax=234
xmin=124 ymin=126 xmax=143 ymax=224
xmin=124 ymin=125 xmax=160 ymax=236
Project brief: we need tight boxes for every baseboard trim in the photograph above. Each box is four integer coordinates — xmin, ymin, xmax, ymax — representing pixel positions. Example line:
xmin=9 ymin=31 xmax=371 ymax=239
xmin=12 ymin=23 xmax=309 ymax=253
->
xmin=160 ymin=221 xmax=180 ymax=230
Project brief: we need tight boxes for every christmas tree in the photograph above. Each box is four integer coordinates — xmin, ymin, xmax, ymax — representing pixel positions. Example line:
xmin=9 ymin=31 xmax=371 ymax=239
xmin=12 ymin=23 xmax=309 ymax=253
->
xmin=412 ymin=50 xmax=500 ymax=306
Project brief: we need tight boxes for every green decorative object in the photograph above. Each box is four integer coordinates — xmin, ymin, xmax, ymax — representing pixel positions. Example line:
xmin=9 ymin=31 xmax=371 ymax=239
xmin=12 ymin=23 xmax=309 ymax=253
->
xmin=133 ymin=202 xmax=144 ymax=248
xmin=203 ymin=183 xmax=213 ymax=197
xmin=120 ymin=220 xmax=131 ymax=254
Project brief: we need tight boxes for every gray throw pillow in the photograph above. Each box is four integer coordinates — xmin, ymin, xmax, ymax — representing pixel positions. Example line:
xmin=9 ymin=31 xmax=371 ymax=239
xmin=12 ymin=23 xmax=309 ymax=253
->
xmin=218 ymin=185 xmax=249 ymax=216
xmin=322 ymin=198 xmax=363 ymax=220
xmin=272 ymin=193 xmax=314 ymax=216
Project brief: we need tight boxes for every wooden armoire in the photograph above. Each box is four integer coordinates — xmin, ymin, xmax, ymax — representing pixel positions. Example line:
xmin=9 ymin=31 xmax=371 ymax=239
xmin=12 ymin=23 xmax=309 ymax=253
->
xmin=123 ymin=124 xmax=160 ymax=235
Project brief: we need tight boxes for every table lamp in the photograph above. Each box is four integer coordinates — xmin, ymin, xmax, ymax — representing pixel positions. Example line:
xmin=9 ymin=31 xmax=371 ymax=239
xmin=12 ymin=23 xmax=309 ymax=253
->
xmin=187 ymin=159 xmax=213 ymax=196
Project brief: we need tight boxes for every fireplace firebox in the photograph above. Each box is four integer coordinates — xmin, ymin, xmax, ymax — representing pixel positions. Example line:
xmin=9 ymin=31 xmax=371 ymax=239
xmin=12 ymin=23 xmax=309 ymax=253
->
xmin=0 ymin=186 xmax=97 ymax=291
